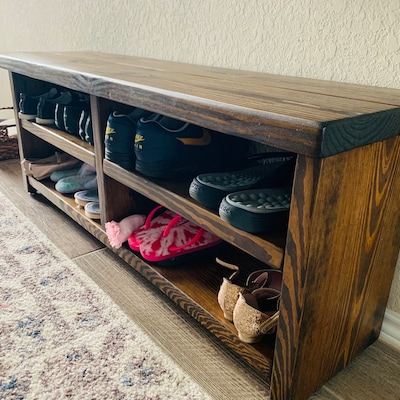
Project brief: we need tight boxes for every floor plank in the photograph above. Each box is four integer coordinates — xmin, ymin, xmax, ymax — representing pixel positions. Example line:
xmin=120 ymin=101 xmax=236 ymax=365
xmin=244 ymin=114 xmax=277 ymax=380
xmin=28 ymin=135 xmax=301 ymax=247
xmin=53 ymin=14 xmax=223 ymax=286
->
xmin=310 ymin=340 xmax=400 ymax=399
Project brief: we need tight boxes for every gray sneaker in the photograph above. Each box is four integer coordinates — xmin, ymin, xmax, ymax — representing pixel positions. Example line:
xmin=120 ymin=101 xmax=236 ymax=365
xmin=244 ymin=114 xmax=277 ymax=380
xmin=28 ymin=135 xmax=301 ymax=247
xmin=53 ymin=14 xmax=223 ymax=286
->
xmin=74 ymin=189 xmax=99 ymax=207
xmin=84 ymin=201 xmax=100 ymax=219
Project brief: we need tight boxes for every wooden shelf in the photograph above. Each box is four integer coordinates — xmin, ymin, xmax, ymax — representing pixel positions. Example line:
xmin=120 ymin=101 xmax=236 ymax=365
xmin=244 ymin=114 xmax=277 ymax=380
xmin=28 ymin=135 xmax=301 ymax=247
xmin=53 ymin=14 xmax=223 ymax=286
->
xmin=4 ymin=51 xmax=400 ymax=158
xmin=27 ymin=177 xmax=103 ymax=239
xmin=21 ymin=120 xmax=95 ymax=166
xmin=114 ymin=244 xmax=275 ymax=381
xmin=103 ymin=159 xmax=286 ymax=268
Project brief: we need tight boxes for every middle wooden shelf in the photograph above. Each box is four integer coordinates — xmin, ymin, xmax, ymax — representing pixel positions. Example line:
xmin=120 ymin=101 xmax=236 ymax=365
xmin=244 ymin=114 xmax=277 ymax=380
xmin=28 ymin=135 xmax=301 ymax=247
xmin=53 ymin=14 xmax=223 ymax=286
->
xmin=103 ymin=159 xmax=287 ymax=268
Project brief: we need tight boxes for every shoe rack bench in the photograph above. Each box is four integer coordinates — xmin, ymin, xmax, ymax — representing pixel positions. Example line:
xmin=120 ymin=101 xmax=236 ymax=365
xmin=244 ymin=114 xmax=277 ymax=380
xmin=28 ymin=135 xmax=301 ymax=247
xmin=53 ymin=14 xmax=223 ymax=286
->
xmin=2 ymin=51 xmax=400 ymax=400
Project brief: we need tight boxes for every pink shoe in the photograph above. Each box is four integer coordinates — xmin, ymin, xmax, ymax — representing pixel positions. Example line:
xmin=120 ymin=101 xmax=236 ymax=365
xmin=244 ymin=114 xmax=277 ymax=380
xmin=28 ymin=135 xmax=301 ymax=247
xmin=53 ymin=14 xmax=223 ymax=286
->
xmin=128 ymin=206 xmax=178 ymax=252
xmin=139 ymin=215 xmax=221 ymax=263
xmin=106 ymin=214 xmax=146 ymax=249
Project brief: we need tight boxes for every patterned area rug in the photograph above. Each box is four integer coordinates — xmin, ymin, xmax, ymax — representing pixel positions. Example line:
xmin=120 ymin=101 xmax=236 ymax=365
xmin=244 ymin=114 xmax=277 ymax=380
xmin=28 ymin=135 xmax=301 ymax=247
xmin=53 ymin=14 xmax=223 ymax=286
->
xmin=0 ymin=190 xmax=211 ymax=400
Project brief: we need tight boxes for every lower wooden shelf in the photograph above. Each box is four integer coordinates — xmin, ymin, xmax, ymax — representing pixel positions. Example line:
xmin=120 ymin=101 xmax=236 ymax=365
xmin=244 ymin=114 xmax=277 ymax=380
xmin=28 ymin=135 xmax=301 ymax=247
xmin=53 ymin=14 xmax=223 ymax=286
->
xmin=27 ymin=176 xmax=102 ymax=238
xmin=27 ymin=176 xmax=275 ymax=382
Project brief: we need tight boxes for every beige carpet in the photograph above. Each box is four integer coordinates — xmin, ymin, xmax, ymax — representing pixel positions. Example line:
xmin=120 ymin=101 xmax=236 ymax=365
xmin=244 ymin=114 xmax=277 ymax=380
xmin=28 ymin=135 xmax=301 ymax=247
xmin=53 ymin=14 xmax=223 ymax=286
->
xmin=0 ymin=189 xmax=212 ymax=399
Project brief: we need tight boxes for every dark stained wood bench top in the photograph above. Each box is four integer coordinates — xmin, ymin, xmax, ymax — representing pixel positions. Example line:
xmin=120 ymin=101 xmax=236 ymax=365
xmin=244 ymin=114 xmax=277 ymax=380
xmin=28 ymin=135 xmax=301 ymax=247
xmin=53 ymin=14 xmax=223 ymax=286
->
xmin=1 ymin=51 xmax=399 ymax=157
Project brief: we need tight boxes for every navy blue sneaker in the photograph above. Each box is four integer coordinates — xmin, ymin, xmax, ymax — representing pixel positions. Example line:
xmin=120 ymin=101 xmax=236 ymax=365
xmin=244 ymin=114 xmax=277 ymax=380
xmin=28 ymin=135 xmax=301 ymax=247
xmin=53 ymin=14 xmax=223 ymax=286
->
xmin=54 ymin=91 xmax=73 ymax=131
xmin=134 ymin=115 xmax=248 ymax=179
xmin=35 ymin=88 xmax=61 ymax=125
xmin=104 ymin=108 xmax=152 ymax=171
xmin=53 ymin=91 xmax=89 ymax=135
xmin=18 ymin=88 xmax=58 ymax=122
xmin=78 ymin=110 xmax=93 ymax=145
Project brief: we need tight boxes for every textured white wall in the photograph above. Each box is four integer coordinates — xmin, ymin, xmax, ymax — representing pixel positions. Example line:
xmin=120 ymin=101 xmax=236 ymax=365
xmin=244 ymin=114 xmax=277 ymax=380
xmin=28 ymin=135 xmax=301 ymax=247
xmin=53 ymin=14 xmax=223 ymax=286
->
xmin=0 ymin=0 xmax=399 ymax=312
xmin=1 ymin=0 xmax=400 ymax=86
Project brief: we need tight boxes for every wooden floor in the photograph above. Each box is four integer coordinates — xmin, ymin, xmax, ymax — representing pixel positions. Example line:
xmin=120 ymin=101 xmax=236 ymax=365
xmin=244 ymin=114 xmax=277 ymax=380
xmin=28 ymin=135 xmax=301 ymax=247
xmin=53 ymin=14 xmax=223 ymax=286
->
xmin=1 ymin=156 xmax=399 ymax=400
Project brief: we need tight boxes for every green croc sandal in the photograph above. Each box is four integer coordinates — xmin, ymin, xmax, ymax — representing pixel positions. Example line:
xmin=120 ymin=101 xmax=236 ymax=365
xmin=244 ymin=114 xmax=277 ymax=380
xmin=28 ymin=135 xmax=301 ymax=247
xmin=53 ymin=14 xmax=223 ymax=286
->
xmin=189 ymin=153 xmax=295 ymax=209
xmin=219 ymin=187 xmax=291 ymax=233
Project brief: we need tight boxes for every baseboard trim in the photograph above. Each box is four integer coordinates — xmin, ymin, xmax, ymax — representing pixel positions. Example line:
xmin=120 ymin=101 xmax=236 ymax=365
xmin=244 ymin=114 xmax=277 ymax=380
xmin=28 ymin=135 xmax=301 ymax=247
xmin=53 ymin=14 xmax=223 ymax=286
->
xmin=380 ymin=309 xmax=400 ymax=350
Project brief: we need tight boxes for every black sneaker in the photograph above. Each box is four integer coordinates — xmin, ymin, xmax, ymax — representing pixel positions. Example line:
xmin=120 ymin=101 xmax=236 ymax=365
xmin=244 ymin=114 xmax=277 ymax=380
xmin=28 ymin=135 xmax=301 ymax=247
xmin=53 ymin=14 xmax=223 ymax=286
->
xmin=52 ymin=91 xmax=89 ymax=135
xmin=78 ymin=110 xmax=93 ymax=145
xmin=78 ymin=110 xmax=89 ymax=141
xmin=104 ymin=108 xmax=152 ymax=171
xmin=35 ymin=88 xmax=61 ymax=125
xmin=85 ymin=115 xmax=93 ymax=145
xmin=54 ymin=91 xmax=73 ymax=131
xmin=134 ymin=115 xmax=248 ymax=179
xmin=18 ymin=88 xmax=58 ymax=122
xmin=63 ymin=93 xmax=90 ymax=136
xmin=64 ymin=105 xmax=86 ymax=136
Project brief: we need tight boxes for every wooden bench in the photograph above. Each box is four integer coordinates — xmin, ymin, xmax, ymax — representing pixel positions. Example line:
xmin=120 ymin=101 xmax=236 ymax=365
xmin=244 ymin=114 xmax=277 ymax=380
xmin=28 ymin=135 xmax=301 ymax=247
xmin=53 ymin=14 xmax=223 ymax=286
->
xmin=1 ymin=51 xmax=399 ymax=400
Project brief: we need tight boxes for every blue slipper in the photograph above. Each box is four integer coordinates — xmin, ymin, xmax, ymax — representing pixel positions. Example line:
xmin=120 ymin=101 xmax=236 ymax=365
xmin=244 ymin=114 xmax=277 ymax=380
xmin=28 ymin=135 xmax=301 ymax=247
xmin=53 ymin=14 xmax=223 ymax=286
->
xmin=50 ymin=162 xmax=95 ymax=182
xmin=49 ymin=165 xmax=83 ymax=182
xmin=55 ymin=174 xmax=97 ymax=194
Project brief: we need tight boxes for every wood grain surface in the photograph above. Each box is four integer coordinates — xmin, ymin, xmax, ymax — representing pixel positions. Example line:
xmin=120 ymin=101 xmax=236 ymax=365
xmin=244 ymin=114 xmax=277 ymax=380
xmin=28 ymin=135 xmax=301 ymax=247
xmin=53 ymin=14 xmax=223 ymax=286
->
xmin=272 ymin=137 xmax=400 ymax=399
xmin=1 ymin=52 xmax=399 ymax=157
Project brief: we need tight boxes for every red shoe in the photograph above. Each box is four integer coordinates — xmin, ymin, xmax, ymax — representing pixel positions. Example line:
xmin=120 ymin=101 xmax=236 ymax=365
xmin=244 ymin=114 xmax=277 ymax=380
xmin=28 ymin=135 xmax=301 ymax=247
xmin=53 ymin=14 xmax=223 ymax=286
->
xmin=128 ymin=205 xmax=222 ymax=264
xmin=139 ymin=215 xmax=221 ymax=263
xmin=128 ymin=206 xmax=179 ymax=252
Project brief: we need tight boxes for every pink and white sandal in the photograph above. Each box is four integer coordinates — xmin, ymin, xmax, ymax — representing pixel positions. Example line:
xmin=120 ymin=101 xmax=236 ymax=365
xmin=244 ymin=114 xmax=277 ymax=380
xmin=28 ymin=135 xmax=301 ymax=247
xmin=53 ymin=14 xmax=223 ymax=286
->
xmin=128 ymin=205 xmax=222 ymax=264
xmin=128 ymin=205 xmax=176 ymax=251
xmin=139 ymin=214 xmax=222 ymax=263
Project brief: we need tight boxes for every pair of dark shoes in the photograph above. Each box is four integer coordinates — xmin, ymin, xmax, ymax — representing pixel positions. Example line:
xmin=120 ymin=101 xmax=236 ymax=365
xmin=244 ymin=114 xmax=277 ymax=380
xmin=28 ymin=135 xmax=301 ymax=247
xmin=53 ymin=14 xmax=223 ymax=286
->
xmin=18 ymin=87 xmax=60 ymax=124
xmin=189 ymin=153 xmax=295 ymax=233
xmin=105 ymin=110 xmax=249 ymax=176
xmin=104 ymin=108 xmax=153 ymax=171
xmin=53 ymin=91 xmax=92 ymax=144
xmin=134 ymin=114 xmax=248 ymax=179
xmin=18 ymin=88 xmax=92 ymax=145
